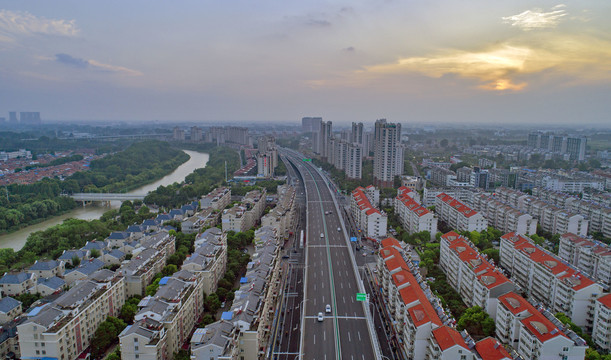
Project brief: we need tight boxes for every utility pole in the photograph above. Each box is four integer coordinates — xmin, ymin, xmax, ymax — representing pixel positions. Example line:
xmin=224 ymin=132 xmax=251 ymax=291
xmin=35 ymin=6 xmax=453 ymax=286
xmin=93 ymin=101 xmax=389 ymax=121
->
xmin=225 ymin=161 xmax=228 ymax=182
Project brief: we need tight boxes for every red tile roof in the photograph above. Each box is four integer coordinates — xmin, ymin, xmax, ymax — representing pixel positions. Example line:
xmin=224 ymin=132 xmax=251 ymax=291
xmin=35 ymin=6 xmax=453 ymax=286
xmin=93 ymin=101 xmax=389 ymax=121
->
xmin=380 ymin=237 xmax=402 ymax=249
xmin=431 ymin=326 xmax=469 ymax=351
xmin=436 ymin=193 xmax=478 ymax=217
xmin=475 ymin=337 xmax=512 ymax=360
xmin=597 ymin=293 xmax=611 ymax=309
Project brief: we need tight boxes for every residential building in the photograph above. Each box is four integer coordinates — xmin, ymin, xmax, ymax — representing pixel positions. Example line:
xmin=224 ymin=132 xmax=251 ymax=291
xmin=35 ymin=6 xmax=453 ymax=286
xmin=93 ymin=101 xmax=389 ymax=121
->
xmin=592 ymin=293 xmax=611 ymax=352
xmin=439 ymin=232 xmax=514 ymax=319
xmin=190 ymin=321 xmax=235 ymax=360
xmin=18 ymin=270 xmax=126 ymax=360
xmin=351 ymin=186 xmax=387 ymax=238
xmin=373 ymin=119 xmax=403 ymax=188
xmin=470 ymin=193 xmax=537 ymax=235
xmin=496 ymin=292 xmax=587 ymax=360
xmin=435 ymin=193 xmax=488 ymax=232
xmin=34 ymin=276 xmax=66 ymax=296
xmin=118 ymin=248 xmax=167 ymax=297
xmin=120 ymin=270 xmax=204 ymax=360
xmin=200 ymin=187 xmax=231 ymax=211
xmin=221 ymin=189 xmax=266 ymax=233
xmin=26 ymin=260 xmax=65 ymax=278
xmin=558 ymin=233 xmax=611 ymax=289
xmin=0 ymin=297 xmax=22 ymax=323
xmin=0 ymin=272 xmax=37 ymax=296
xmin=260 ymin=184 xmax=296 ymax=240
xmin=473 ymin=337 xmax=512 ymax=360
xmin=425 ymin=326 xmax=474 ymax=360
xmin=395 ymin=186 xmax=437 ymax=240
xmin=499 ymin=232 xmax=604 ymax=329
xmin=63 ymin=258 xmax=105 ymax=285
xmin=182 ymin=228 xmax=228 ymax=295
xmin=301 ymin=116 xmax=322 ymax=133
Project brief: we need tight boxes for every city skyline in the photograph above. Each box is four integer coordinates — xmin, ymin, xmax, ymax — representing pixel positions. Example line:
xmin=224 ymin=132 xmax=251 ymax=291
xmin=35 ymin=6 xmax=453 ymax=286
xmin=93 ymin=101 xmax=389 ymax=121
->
xmin=0 ymin=1 xmax=610 ymax=125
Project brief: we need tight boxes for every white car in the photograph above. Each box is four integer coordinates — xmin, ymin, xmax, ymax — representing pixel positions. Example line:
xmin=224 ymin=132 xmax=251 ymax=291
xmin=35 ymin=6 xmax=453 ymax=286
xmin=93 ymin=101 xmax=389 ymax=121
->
xmin=337 ymin=227 xmax=341 ymax=232
xmin=317 ymin=312 xmax=324 ymax=322
xmin=325 ymin=304 xmax=331 ymax=313
xmin=320 ymin=233 xmax=324 ymax=238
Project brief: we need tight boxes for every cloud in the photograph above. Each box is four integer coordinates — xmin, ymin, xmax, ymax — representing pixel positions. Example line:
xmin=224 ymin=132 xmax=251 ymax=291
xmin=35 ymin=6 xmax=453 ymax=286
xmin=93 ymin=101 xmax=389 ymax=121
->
xmin=0 ymin=9 xmax=78 ymax=41
xmin=331 ymin=33 xmax=611 ymax=92
xmin=55 ymin=53 xmax=88 ymax=68
xmin=502 ymin=5 xmax=567 ymax=31
xmin=54 ymin=53 xmax=142 ymax=76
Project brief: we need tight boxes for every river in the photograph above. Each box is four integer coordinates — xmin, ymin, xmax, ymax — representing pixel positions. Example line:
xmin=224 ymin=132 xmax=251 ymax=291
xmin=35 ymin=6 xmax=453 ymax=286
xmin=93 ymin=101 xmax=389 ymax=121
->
xmin=0 ymin=150 xmax=209 ymax=251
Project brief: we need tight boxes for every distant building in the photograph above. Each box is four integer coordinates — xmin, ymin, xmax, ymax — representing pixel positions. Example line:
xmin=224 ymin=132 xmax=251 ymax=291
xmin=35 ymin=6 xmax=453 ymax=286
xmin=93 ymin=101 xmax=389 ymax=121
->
xmin=190 ymin=126 xmax=203 ymax=142
xmin=173 ymin=126 xmax=185 ymax=141
xmin=301 ymin=116 xmax=322 ymax=133
xmin=373 ymin=119 xmax=403 ymax=188
xmin=8 ymin=112 xmax=17 ymax=123
xmin=19 ymin=112 xmax=41 ymax=124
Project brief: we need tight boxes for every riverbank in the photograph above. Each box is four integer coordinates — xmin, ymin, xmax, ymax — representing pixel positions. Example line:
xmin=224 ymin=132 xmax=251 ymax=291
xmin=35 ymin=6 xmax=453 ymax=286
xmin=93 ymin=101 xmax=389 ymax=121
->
xmin=0 ymin=150 xmax=209 ymax=251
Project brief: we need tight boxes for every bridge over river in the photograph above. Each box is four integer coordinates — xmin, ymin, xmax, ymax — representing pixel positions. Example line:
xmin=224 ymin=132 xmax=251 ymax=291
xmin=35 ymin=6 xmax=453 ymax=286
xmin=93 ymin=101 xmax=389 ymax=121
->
xmin=68 ymin=193 xmax=146 ymax=205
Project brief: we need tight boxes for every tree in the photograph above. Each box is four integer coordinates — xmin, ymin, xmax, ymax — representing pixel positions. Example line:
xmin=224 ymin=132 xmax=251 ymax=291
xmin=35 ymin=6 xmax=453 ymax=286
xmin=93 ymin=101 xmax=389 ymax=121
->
xmin=90 ymin=316 xmax=126 ymax=359
xmin=456 ymin=306 xmax=495 ymax=338
xmin=90 ymin=248 xmax=101 ymax=258
xmin=162 ymin=264 xmax=178 ymax=277
xmin=205 ymin=293 xmax=221 ymax=312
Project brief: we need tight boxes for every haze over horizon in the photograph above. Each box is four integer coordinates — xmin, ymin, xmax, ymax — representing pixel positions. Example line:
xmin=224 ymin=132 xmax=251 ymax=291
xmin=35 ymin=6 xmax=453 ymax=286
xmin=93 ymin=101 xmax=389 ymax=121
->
xmin=0 ymin=1 xmax=610 ymax=126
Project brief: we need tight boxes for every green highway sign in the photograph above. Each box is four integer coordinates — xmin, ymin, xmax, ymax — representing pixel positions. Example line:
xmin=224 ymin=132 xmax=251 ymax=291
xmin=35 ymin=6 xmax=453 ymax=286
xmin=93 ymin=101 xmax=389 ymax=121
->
xmin=303 ymin=158 xmax=312 ymax=162
xmin=356 ymin=293 xmax=367 ymax=302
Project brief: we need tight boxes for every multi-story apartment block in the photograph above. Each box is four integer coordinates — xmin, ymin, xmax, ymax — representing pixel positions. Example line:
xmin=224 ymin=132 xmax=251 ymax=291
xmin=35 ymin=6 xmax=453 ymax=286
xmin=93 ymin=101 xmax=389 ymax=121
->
xmin=428 ymin=166 xmax=456 ymax=187
xmin=18 ymin=269 xmax=126 ymax=360
xmin=0 ymin=297 xmax=22 ymax=323
xmin=120 ymin=270 xmax=204 ymax=360
xmin=378 ymin=238 xmax=451 ymax=360
xmin=499 ymin=232 xmax=604 ymax=329
xmin=190 ymin=321 xmax=235 ymax=360
xmin=191 ymin=226 xmax=282 ymax=360
xmin=496 ymin=292 xmax=587 ymax=360
xmin=221 ymin=189 xmax=266 ymax=233
xmin=373 ymin=119 xmax=403 ymax=188
xmin=425 ymin=326 xmax=474 ymax=360
xmin=470 ymin=193 xmax=537 ymax=235
xmin=182 ymin=228 xmax=227 ymax=296
xmin=351 ymin=186 xmax=387 ymax=238
xmin=395 ymin=187 xmax=437 ymax=240
xmin=592 ymin=293 xmax=611 ymax=352
xmin=439 ymin=232 xmax=514 ymax=319
xmin=558 ymin=233 xmax=611 ymax=289
xmin=200 ymin=187 xmax=231 ymax=211
xmin=435 ymin=193 xmax=488 ymax=232
xmin=118 ymin=248 xmax=167 ymax=297
xmin=260 ymin=184 xmax=296 ymax=240
xmin=496 ymin=187 xmax=589 ymax=236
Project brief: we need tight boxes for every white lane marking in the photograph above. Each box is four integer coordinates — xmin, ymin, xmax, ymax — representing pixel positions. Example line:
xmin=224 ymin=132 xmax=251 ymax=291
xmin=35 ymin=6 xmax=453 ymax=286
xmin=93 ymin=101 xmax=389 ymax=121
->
xmin=341 ymin=283 xmax=343 ymax=289
xmin=314 ymin=284 xmax=317 ymax=291
xmin=358 ymin=331 xmax=361 ymax=341
xmin=324 ymin=330 xmax=326 ymax=341
xmin=362 ymin=355 xmax=365 ymax=360
xmin=314 ymin=334 xmax=316 ymax=345
xmin=348 ymin=283 xmax=351 ymax=289
xmin=351 ymin=297 xmax=354 ymax=303
xmin=322 ymin=282 xmax=325 ymax=289
xmin=314 ymin=298 xmax=316 ymax=306
xmin=343 ymin=296 xmax=345 ymax=303
xmin=322 ymin=295 xmax=325 ymax=303
xmin=348 ymin=331 xmax=351 ymax=342
xmin=320 ymin=270 xmax=323 ymax=277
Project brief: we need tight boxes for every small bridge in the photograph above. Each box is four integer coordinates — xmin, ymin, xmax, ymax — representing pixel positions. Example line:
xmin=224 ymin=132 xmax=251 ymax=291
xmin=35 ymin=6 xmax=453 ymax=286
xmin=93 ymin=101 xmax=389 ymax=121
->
xmin=69 ymin=193 xmax=146 ymax=203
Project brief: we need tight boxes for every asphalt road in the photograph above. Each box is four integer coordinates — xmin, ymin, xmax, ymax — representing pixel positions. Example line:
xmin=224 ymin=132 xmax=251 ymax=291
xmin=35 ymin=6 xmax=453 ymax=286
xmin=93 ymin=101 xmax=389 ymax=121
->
xmin=284 ymin=151 xmax=376 ymax=360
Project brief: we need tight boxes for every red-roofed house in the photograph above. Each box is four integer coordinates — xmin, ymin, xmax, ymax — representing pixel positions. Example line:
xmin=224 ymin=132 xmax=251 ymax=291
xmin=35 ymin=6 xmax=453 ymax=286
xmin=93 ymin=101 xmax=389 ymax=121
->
xmin=593 ymin=293 xmax=611 ymax=352
xmin=499 ymin=232 xmax=603 ymax=329
xmin=395 ymin=187 xmax=438 ymax=240
xmin=558 ymin=232 xmax=611 ymax=289
xmin=496 ymin=292 xmax=587 ymax=360
xmin=440 ymin=232 xmax=514 ymax=319
xmin=435 ymin=193 xmax=488 ymax=232
xmin=351 ymin=186 xmax=387 ymax=238
xmin=474 ymin=337 xmax=512 ymax=360
xmin=426 ymin=326 xmax=474 ymax=360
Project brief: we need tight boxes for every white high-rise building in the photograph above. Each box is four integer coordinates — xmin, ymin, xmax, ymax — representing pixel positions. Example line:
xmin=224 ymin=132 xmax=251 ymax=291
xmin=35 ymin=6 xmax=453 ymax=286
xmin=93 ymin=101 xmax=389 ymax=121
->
xmin=373 ymin=119 xmax=403 ymax=188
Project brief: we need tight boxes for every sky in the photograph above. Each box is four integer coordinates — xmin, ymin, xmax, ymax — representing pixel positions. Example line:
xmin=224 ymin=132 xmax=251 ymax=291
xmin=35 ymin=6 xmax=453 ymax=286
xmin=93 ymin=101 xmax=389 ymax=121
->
xmin=0 ymin=1 xmax=610 ymax=126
